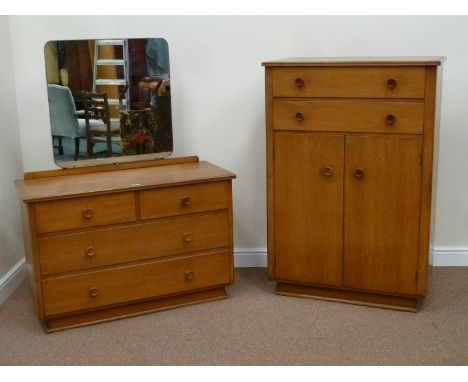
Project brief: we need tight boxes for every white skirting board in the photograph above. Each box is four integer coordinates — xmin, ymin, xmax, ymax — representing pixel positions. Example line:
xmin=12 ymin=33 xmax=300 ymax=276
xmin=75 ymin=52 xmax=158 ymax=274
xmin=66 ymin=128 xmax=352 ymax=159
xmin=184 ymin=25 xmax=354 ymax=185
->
xmin=0 ymin=257 xmax=26 ymax=306
xmin=431 ymin=246 xmax=468 ymax=266
xmin=234 ymin=248 xmax=268 ymax=267
xmin=0 ymin=247 xmax=467 ymax=306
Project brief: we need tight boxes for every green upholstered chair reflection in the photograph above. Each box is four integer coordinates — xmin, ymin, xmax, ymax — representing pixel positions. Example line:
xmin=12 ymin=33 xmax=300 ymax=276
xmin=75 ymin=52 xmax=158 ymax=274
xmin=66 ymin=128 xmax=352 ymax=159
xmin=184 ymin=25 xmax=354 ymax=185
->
xmin=47 ymin=84 xmax=86 ymax=160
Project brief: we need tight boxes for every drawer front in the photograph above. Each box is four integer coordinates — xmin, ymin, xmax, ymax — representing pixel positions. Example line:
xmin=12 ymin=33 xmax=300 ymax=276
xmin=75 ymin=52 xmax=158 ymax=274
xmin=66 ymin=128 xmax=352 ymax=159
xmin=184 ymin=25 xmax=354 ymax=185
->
xmin=39 ymin=212 xmax=230 ymax=275
xmin=272 ymin=67 xmax=426 ymax=98
xmin=35 ymin=192 xmax=136 ymax=234
xmin=42 ymin=250 xmax=232 ymax=316
xmin=140 ymin=181 xmax=230 ymax=220
xmin=273 ymin=100 xmax=424 ymax=134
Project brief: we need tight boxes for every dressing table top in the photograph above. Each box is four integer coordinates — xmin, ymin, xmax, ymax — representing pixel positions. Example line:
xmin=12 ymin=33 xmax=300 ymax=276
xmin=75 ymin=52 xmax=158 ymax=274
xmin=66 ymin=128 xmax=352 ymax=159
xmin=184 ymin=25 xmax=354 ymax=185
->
xmin=16 ymin=160 xmax=236 ymax=202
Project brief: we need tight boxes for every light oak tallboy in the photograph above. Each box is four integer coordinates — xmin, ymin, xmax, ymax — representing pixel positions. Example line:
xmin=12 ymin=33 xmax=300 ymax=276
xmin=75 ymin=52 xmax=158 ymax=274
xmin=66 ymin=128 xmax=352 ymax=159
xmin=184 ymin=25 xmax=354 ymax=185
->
xmin=263 ymin=57 xmax=444 ymax=311
xmin=16 ymin=157 xmax=236 ymax=331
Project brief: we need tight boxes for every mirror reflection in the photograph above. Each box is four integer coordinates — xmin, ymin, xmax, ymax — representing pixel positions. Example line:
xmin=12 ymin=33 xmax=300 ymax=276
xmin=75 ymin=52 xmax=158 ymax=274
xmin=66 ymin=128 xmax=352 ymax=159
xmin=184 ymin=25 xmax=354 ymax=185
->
xmin=44 ymin=38 xmax=173 ymax=167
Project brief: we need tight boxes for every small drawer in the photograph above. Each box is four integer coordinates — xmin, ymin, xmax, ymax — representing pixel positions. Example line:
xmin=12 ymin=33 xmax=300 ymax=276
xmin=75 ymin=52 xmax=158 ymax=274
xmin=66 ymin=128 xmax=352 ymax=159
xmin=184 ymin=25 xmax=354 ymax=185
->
xmin=38 ymin=212 xmax=230 ymax=275
xmin=140 ymin=181 xmax=230 ymax=220
xmin=35 ymin=192 xmax=137 ymax=234
xmin=272 ymin=67 xmax=426 ymax=98
xmin=273 ymin=100 xmax=424 ymax=134
xmin=42 ymin=250 xmax=232 ymax=316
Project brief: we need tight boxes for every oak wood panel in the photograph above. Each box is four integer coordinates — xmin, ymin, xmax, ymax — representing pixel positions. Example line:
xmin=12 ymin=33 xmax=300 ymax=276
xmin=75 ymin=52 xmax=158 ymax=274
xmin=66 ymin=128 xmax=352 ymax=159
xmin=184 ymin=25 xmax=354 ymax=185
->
xmin=45 ymin=287 xmax=227 ymax=332
xmin=272 ymin=67 xmax=426 ymax=98
xmin=274 ymin=132 xmax=344 ymax=286
xmin=275 ymin=283 xmax=419 ymax=312
xmin=140 ymin=181 xmax=229 ymax=220
xmin=263 ymin=56 xmax=445 ymax=67
xmin=273 ymin=100 xmax=424 ymax=134
xmin=226 ymin=182 xmax=235 ymax=283
xmin=39 ymin=213 xmax=230 ymax=275
xmin=16 ymin=161 xmax=236 ymax=203
xmin=265 ymin=67 xmax=275 ymax=279
xmin=42 ymin=250 xmax=231 ymax=317
xmin=343 ymin=135 xmax=423 ymax=295
xmin=35 ymin=192 xmax=137 ymax=234
xmin=24 ymin=156 xmax=200 ymax=180
xmin=21 ymin=204 xmax=45 ymax=319
xmin=417 ymin=66 xmax=439 ymax=295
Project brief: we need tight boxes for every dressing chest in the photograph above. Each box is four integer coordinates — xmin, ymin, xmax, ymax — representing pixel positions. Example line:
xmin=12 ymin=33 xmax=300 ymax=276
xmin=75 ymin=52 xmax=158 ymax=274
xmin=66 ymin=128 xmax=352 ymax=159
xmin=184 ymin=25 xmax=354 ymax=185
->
xmin=16 ymin=156 xmax=236 ymax=331
xmin=263 ymin=57 xmax=444 ymax=311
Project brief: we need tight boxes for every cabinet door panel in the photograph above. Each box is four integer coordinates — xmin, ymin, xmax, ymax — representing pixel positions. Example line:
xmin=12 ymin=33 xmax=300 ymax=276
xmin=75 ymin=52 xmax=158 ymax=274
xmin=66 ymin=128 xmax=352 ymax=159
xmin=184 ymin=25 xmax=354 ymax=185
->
xmin=344 ymin=135 xmax=422 ymax=295
xmin=274 ymin=132 xmax=344 ymax=286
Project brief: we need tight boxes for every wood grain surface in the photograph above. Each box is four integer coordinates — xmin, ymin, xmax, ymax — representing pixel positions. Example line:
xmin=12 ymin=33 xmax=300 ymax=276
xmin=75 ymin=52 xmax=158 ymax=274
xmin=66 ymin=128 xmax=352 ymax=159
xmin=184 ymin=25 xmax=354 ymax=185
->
xmin=39 ymin=212 xmax=230 ymax=275
xmin=343 ymin=135 xmax=422 ymax=295
xmin=273 ymin=100 xmax=424 ymax=134
xmin=274 ymin=132 xmax=344 ymax=286
xmin=262 ymin=56 xmax=444 ymax=66
xmin=140 ymin=181 xmax=230 ymax=220
xmin=17 ymin=161 xmax=236 ymax=202
xmin=42 ymin=250 xmax=231 ymax=316
xmin=271 ymin=66 xmax=426 ymax=98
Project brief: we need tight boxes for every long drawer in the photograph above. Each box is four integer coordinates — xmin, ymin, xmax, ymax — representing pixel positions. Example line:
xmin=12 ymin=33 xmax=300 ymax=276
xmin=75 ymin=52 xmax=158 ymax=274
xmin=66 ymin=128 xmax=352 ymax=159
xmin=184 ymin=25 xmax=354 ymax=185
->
xmin=140 ymin=181 xmax=230 ymax=220
xmin=272 ymin=66 xmax=426 ymax=98
xmin=42 ymin=250 xmax=232 ymax=317
xmin=273 ymin=100 xmax=424 ymax=134
xmin=35 ymin=192 xmax=136 ymax=234
xmin=39 ymin=212 xmax=230 ymax=275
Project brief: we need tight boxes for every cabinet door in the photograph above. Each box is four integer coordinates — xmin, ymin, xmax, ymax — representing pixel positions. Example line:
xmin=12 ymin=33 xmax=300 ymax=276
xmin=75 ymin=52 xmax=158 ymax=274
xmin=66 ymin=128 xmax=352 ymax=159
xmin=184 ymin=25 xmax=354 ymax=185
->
xmin=274 ymin=132 xmax=344 ymax=286
xmin=344 ymin=135 xmax=422 ymax=295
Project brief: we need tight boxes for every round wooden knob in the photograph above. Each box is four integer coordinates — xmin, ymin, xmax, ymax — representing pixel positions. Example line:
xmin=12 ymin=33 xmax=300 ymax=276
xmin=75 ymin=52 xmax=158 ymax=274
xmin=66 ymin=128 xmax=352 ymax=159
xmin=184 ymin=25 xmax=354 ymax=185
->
xmin=387 ymin=78 xmax=397 ymax=89
xmin=85 ymin=247 xmax=96 ymax=257
xmin=295 ymin=112 xmax=305 ymax=121
xmin=295 ymin=77 xmax=305 ymax=87
xmin=386 ymin=114 xmax=396 ymax=126
xmin=355 ymin=168 xmax=365 ymax=179
xmin=182 ymin=196 xmax=191 ymax=206
xmin=323 ymin=167 xmax=334 ymax=176
xmin=183 ymin=232 xmax=193 ymax=243
xmin=83 ymin=209 xmax=93 ymax=219
xmin=184 ymin=271 xmax=194 ymax=281
xmin=89 ymin=287 xmax=99 ymax=297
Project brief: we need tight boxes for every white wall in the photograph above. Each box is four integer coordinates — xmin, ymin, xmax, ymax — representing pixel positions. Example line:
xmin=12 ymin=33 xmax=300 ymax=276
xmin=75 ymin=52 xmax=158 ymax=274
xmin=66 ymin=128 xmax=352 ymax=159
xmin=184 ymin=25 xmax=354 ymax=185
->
xmin=0 ymin=16 xmax=25 ymax=287
xmin=6 ymin=16 xmax=468 ymax=263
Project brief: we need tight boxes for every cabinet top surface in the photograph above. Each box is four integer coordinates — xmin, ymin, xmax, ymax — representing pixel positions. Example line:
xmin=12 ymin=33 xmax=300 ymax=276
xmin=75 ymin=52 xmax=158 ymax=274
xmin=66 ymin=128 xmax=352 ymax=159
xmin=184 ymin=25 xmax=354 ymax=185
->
xmin=262 ymin=56 xmax=445 ymax=67
xmin=16 ymin=161 xmax=236 ymax=202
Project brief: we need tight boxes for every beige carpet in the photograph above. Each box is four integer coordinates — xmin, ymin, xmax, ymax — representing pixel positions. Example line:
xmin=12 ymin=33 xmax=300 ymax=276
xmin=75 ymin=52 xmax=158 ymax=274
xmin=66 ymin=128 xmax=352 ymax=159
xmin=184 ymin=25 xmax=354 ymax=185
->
xmin=0 ymin=267 xmax=467 ymax=365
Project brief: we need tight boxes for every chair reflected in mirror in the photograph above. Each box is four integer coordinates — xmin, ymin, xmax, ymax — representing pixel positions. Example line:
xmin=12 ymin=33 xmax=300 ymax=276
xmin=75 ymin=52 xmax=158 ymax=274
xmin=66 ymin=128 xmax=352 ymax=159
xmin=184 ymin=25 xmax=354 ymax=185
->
xmin=47 ymin=84 xmax=86 ymax=161
xmin=80 ymin=91 xmax=121 ymax=158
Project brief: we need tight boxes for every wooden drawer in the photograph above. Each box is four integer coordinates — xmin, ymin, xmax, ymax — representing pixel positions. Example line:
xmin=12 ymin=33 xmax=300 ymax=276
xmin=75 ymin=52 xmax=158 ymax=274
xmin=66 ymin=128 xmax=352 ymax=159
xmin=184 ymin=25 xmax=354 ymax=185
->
xmin=35 ymin=192 xmax=136 ymax=234
xmin=273 ymin=100 xmax=424 ymax=134
xmin=39 ymin=212 xmax=230 ymax=275
xmin=272 ymin=67 xmax=426 ymax=98
xmin=41 ymin=250 xmax=232 ymax=316
xmin=140 ymin=181 xmax=229 ymax=220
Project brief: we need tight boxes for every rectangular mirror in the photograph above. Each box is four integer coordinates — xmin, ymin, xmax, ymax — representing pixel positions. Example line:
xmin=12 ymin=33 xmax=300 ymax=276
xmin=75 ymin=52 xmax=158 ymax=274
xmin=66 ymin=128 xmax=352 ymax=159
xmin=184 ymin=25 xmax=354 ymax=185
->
xmin=44 ymin=38 xmax=173 ymax=168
